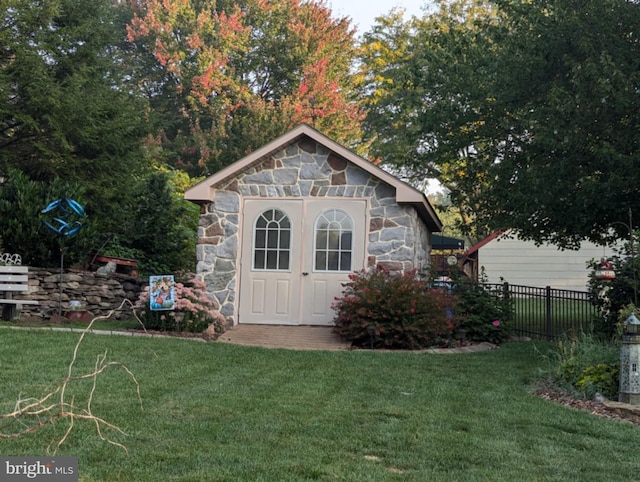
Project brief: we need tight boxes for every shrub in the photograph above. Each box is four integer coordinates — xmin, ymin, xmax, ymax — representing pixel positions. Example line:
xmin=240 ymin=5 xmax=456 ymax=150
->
xmin=134 ymin=272 xmax=225 ymax=334
xmin=453 ymin=275 xmax=513 ymax=345
xmin=0 ymin=168 xmax=96 ymax=267
xmin=587 ymin=236 xmax=640 ymax=339
xmin=91 ymin=172 xmax=199 ymax=276
xmin=545 ymin=333 xmax=620 ymax=399
xmin=124 ymin=172 xmax=199 ymax=275
xmin=332 ymin=265 xmax=459 ymax=349
xmin=576 ymin=363 xmax=620 ymax=399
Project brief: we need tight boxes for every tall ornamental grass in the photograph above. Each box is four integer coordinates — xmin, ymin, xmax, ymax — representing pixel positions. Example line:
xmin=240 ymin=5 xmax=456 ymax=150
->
xmin=542 ymin=332 xmax=620 ymax=399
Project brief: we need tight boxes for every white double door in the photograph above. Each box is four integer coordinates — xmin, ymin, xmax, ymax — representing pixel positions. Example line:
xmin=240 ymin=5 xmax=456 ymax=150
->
xmin=239 ymin=198 xmax=366 ymax=325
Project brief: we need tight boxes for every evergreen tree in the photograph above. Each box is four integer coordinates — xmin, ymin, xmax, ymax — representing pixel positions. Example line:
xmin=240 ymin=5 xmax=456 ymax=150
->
xmin=1 ymin=0 xmax=150 ymax=238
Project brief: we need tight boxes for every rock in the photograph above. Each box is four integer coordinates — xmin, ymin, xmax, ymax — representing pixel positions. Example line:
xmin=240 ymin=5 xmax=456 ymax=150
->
xmin=594 ymin=392 xmax=607 ymax=403
xmin=96 ymin=261 xmax=117 ymax=276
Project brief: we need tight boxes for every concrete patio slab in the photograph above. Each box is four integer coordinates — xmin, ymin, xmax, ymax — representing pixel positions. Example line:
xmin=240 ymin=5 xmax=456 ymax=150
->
xmin=218 ymin=324 xmax=498 ymax=353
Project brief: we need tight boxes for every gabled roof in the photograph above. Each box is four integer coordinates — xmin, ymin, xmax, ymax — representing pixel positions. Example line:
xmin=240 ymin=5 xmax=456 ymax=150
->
xmin=184 ymin=124 xmax=442 ymax=231
xmin=464 ymin=231 xmax=506 ymax=257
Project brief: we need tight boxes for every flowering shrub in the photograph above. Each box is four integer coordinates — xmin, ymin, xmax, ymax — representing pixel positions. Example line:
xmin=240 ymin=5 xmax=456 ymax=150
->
xmin=134 ymin=272 xmax=225 ymax=334
xmin=332 ymin=265 xmax=460 ymax=349
xmin=454 ymin=275 xmax=513 ymax=345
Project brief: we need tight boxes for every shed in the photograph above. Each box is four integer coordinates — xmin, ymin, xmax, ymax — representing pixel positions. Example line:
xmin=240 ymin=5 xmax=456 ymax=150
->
xmin=185 ymin=124 xmax=442 ymax=326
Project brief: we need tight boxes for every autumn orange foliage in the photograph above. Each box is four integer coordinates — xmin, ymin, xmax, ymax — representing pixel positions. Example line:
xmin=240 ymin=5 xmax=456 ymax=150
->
xmin=126 ymin=0 xmax=364 ymax=175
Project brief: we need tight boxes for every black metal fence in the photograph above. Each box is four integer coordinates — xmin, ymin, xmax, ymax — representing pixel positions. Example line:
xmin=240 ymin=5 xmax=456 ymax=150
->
xmin=485 ymin=283 xmax=599 ymax=341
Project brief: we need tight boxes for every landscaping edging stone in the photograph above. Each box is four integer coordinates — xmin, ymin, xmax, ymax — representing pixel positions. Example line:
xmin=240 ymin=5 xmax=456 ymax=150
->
xmin=3 ymin=325 xmax=208 ymax=342
xmin=3 ymin=325 xmax=499 ymax=353
xmin=603 ymin=400 xmax=640 ymax=417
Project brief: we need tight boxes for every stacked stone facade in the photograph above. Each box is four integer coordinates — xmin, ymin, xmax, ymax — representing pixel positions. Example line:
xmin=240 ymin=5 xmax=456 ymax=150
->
xmin=17 ymin=268 xmax=144 ymax=318
xmin=196 ymin=138 xmax=432 ymax=324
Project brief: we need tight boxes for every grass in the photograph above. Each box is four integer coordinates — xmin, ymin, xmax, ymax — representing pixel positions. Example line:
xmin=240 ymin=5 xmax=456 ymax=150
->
xmin=511 ymin=297 xmax=598 ymax=339
xmin=1 ymin=329 xmax=639 ymax=481
xmin=0 ymin=318 xmax=141 ymax=331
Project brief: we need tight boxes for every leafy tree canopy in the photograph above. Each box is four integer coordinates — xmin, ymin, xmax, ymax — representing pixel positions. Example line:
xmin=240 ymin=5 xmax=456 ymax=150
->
xmin=0 ymin=0 xmax=203 ymax=271
xmin=0 ymin=0 xmax=151 ymax=239
xmin=126 ymin=0 xmax=365 ymax=176
xmin=0 ymin=169 xmax=94 ymax=267
xmin=1 ymin=0 xmax=149 ymax=180
xmin=359 ymin=0 xmax=640 ymax=248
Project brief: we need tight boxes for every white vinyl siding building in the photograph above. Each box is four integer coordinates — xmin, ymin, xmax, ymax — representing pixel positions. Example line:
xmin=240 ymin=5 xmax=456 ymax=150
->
xmin=473 ymin=232 xmax=618 ymax=291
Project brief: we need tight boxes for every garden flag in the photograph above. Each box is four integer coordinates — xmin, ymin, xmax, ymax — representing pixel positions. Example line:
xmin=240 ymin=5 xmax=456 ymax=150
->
xmin=149 ymin=275 xmax=175 ymax=310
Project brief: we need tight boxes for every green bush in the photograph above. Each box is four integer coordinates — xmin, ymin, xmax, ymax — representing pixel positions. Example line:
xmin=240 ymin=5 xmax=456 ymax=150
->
xmin=134 ymin=272 xmax=225 ymax=333
xmin=587 ymin=236 xmax=640 ymax=339
xmin=91 ymin=171 xmax=199 ymax=276
xmin=0 ymin=168 xmax=198 ymax=274
xmin=0 ymin=168 xmax=96 ymax=267
xmin=124 ymin=171 xmax=199 ymax=274
xmin=332 ymin=265 xmax=459 ymax=349
xmin=454 ymin=275 xmax=513 ymax=345
xmin=576 ymin=363 xmax=620 ymax=399
xmin=546 ymin=333 xmax=620 ymax=399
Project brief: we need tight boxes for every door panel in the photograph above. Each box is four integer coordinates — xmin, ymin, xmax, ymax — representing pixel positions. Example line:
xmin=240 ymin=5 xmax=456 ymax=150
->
xmin=311 ymin=280 xmax=327 ymax=315
xmin=239 ymin=200 xmax=302 ymax=324
xmin=302 ymin=200 xmax=367 ymax=325
xmin=239 ymin=198 xmax=367 ymax=325
xmin=250 ymin=280 xmax=265 ymax=313
xmin=275 ymin=280 xmax=290 ymax=314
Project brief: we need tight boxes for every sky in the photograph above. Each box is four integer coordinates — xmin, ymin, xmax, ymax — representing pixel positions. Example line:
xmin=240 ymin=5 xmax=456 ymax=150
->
xmin=327 ymin=0 xmax=432 ymax=35
xmin=326 ymin=0 xmax=443 ymax=193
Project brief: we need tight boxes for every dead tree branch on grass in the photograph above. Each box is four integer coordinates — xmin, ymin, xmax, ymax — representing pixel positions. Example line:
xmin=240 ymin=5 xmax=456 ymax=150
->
xmin=0 ymin=299 xmax=145 ymax=454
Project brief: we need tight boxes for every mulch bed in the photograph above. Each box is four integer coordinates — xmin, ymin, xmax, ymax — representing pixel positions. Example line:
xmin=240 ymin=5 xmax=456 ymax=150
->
xmin=533 ymin=387 xmax=640 ymax=426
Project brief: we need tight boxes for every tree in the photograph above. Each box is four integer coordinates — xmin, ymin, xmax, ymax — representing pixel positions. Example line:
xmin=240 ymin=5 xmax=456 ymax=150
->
xmin=1 ymin=0 xmax=151 ymax=239
xmin=427 ymin=191 xmax=466 ymax=239
xmin=0 ymin=0 xmax=205 ymax=272
xmin=588 ymin=236 xmax=640 ymax=338
xmin=359 ymin=0 xmax=640 ymax=247
xmin=0 ymin=169 xmax=95 ymax=267
xmin=355 ymin=9 xmax=424 ymax=164
xmin=125 ymin=0 xmax=365 ymax=176
xmin=127 ymin=171 xmax=199 ymax=274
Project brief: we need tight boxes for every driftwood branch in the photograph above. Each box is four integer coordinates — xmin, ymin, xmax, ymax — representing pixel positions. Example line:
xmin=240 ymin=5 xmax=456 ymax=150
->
xmin=0 ymin=299 xmax=146 ymax=454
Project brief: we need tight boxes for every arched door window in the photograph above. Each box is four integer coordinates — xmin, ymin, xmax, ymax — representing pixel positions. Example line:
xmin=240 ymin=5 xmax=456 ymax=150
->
xmin=253 ymin=209 xmax=291 ymax=271
xmin=314 ymin=209 xmax=353 ymax=272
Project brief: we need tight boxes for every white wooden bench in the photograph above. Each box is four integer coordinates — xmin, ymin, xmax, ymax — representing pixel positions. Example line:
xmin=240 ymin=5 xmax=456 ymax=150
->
xmin=0 ymin=265 xmax=39 ymax=320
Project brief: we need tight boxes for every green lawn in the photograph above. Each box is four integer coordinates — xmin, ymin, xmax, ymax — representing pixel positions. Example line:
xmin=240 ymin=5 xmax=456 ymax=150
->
xmin=511 ymin=297 xmax=597 ymax=339
xmin=0 ymin=318 xmax=141 ymax=331
xmin=1 ymin=329 xmax=639 ymax=481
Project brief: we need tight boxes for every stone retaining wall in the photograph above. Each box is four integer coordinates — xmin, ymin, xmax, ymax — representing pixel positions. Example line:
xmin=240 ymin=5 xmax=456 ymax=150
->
xmin=17 ymin=268 xmax=146 ymax=319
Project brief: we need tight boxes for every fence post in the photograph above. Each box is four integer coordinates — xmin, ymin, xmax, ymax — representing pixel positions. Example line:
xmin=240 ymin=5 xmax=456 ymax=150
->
xmin=546 ymin=286 xmax=553 ymax=341
xmin=502 ymin=282 xmax=510 ymax=299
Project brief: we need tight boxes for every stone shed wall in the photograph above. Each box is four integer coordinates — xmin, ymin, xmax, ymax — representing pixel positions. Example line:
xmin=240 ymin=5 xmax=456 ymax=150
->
xmin=196 ymin=138 xmax=432 ymax=324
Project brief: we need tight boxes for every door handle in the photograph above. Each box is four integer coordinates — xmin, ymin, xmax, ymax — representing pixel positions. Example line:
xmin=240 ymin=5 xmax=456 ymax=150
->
xmin=302 ymin=272 xmax=309 ymax=276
